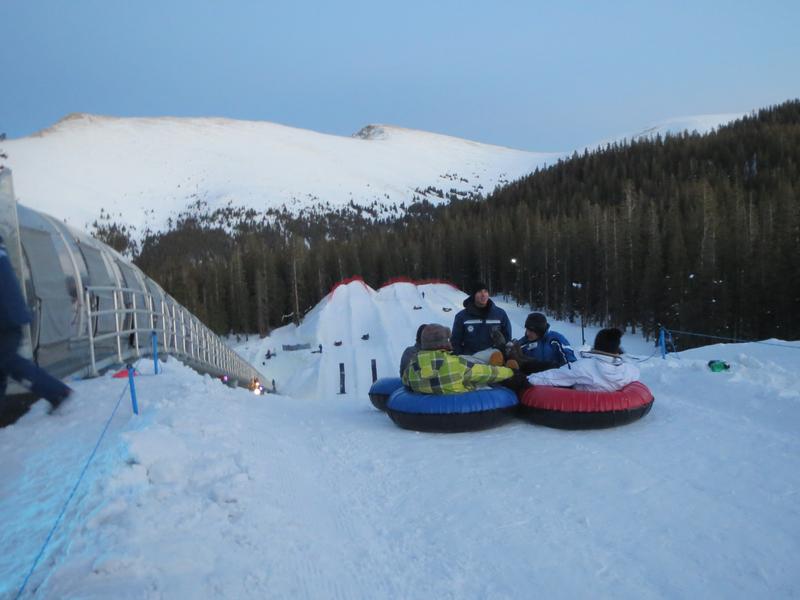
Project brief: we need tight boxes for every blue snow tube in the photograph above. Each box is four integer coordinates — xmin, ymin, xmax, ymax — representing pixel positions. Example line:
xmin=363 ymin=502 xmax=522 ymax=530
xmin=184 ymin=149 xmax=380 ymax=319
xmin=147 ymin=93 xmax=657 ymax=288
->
xmin=368 ymin=377 xmax=404 ymax=411
xmin=386 ymin=386 xmax=518 ymax=433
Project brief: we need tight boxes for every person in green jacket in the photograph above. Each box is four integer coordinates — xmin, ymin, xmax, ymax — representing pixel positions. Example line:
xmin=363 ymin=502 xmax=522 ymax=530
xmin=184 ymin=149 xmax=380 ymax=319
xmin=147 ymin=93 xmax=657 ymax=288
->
xmin=403 ymin=324 xmax=527 ymax=394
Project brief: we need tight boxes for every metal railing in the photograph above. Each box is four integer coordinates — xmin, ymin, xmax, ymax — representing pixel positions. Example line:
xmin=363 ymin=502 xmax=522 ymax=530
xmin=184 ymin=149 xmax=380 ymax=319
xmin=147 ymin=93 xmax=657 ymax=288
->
xmin=84 ymin=285 xmax=262 ymax=388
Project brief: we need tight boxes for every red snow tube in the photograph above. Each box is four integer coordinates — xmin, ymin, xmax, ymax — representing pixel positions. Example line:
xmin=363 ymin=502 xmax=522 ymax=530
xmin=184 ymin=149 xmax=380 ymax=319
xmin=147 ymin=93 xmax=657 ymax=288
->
xmin=518 ymin=381 xmax=654 ymax=429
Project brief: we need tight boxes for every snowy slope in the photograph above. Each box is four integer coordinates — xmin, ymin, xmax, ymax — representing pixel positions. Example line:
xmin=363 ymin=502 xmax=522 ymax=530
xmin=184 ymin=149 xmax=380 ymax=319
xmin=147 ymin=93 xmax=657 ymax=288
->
xmin=628 ymin=112 xmax=746 ymax=140
xmin=1 ymin=284 xmax=799 ymax=599
xmin=2 ymin=280 xmax=800 ymax=598
xmin=1 ymin=111 xmax=747 ymax=240
xmin=590 ymin=112 xmax=746 ymax=149
xmin=1 ymin=114 xmax=559 ymax=235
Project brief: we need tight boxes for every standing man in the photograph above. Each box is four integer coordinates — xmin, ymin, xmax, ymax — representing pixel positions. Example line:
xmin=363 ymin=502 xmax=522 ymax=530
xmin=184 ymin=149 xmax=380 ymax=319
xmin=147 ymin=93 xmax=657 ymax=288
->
xmin=0 ymin=235 xmax=72 ymax=409
xmin=450 ymin=282 xmax=512 ymax=363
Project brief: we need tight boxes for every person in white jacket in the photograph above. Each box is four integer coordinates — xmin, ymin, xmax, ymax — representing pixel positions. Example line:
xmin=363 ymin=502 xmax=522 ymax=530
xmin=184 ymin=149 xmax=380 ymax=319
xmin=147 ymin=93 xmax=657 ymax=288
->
xmin=527 ymin=328 xmax=639 ymax=392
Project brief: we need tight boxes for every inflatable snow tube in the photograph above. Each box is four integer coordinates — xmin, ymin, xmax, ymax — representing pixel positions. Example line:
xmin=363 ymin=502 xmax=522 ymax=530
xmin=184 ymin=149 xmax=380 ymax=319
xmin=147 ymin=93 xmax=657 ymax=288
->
xmin=386 ymin=386 xmax=518 ymax=433
xmin=518 ymin=381 xmax=654 ymax=430
xmin=368 ymin=377 xmax=404 ymax=411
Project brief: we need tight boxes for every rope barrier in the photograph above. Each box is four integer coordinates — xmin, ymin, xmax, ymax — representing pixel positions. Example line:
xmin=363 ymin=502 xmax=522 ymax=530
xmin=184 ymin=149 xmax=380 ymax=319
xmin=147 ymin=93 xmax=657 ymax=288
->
xmin=664 ymin=329 xmax=800 ymax=350
xmin=626 ymin=347 xmax=661 ymax=363
xmin=15 ymin=375 xmax=135 ymax=599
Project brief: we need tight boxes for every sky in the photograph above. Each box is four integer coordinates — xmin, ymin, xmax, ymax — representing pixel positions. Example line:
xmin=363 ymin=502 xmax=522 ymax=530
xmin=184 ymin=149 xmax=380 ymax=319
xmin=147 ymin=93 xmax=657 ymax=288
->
xmin=2 ymin=0 xmax=799 ymax=151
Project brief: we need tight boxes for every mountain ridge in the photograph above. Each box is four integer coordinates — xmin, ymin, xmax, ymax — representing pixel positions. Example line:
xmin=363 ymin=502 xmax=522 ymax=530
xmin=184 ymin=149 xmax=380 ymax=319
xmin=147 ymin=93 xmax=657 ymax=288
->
xmin=3 ymin=113 xmax=559 ymax=236
xmin=2 ymin=111 xmax=744 ymax=239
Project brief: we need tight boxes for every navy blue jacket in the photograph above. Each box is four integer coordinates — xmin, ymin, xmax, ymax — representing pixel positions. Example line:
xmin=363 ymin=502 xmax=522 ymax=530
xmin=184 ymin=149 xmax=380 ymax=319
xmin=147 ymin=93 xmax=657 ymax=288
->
xmin=0 ymin=236 xmax=32 ymax=329
xmin=450 ymin=298 xmax=512 ymax=355
xmin=517 ymin=330 xmax=576 ymax=368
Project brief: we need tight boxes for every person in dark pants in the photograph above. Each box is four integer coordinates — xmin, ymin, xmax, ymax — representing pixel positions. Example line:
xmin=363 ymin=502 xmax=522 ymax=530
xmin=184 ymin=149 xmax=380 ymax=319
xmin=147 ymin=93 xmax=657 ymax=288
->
xmin=0 ymin=235 xmax=72 ymax=410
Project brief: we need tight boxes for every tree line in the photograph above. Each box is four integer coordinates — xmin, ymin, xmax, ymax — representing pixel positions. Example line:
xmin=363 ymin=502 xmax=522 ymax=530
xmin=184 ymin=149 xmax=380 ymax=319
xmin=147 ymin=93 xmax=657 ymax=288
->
xmin=124 ymin=100 xmax=800 ymax=345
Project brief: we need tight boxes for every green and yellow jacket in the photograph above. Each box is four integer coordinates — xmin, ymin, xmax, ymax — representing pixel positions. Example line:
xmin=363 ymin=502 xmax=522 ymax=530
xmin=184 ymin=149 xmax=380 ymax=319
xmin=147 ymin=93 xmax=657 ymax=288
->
xmin=402 ymin=349 xmax=513 ymax=394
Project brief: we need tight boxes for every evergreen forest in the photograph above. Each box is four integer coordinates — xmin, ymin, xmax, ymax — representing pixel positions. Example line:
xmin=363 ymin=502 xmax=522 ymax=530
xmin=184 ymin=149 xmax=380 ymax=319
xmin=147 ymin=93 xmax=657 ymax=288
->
xmin=126 ymin=100 xmax=800 ymax=345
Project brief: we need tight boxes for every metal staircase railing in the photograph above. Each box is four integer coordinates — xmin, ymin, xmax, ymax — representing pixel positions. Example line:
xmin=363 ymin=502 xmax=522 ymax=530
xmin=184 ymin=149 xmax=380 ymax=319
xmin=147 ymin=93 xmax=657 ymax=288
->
xmin=84 ymin=284 xmax=262 ymax=388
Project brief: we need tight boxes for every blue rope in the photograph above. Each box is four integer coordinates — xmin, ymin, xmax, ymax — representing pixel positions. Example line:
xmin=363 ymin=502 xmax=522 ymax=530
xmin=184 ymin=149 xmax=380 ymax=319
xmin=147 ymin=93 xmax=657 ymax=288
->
xmin=15 ymin=380 xmax=131 ymax=599
xmin=627 ymin=347 xmax=660 ymax=363
xmin=666 ymin=329 xmax=800 ymax=350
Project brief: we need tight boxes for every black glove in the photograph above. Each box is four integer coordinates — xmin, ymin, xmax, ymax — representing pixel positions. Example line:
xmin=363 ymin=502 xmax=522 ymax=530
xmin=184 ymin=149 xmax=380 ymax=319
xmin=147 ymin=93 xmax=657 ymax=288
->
xmin=490 ymin=329 xmax=507 ymax=349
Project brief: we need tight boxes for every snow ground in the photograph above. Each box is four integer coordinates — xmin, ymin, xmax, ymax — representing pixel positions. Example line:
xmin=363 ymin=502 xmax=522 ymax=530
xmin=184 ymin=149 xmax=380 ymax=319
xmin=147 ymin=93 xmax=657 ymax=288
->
xmin=2 ymin=282 xmax=799 ymax=599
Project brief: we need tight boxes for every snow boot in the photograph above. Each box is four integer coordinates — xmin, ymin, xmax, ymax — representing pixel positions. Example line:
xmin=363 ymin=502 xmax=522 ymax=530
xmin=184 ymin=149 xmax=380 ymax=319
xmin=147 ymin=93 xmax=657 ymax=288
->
xmin=488 ymin=350 xmax=505 ymax=366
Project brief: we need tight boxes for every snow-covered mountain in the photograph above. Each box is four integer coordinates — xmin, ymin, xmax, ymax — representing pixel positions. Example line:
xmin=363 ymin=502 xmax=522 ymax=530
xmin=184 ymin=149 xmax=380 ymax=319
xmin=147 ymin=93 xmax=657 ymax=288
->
xmin=591 ymin=112 xmax=747 ymax=149
xmin=1 ymin=114 xmax=560 ymax=235
xmin=1 ymin=111 xmax=747 ymax=238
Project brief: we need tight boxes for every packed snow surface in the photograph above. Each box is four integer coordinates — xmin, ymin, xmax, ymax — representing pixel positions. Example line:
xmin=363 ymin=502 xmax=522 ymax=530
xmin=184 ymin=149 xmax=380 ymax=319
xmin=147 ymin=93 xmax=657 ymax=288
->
xmin=1 ymin=114 xmax=560 ymax=235
xmin=2 ymin=281 xmax=798 ymax=598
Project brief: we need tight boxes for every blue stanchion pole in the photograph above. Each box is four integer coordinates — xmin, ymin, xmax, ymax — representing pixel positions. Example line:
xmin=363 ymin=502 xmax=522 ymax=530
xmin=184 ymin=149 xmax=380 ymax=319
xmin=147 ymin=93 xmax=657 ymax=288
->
xmin=127 ymin=365 xmax=139 ymax=415
xmin=151 ymin=330 xmax=159 ymax=375
xmin=658 ymin=328 xmax=667 ymax=359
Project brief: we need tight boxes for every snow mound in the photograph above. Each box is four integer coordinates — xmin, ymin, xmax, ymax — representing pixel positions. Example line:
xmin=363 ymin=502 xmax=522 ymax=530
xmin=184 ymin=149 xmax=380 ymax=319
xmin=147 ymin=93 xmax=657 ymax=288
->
xmin=278 ymin=279 xmax=467 ymax=399
xmin=237 ymin=278 xmax=611 ymax=401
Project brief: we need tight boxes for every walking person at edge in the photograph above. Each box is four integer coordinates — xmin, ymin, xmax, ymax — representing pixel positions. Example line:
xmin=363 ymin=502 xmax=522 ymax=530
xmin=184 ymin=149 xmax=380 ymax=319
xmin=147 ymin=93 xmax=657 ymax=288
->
xmin=0 ymin=235 xmax=72 ymax=409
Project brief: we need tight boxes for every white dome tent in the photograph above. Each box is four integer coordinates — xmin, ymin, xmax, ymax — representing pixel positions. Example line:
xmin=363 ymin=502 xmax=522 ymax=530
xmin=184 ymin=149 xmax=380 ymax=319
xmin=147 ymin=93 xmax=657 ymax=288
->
xmin=0 ymin=169 xmax=262 ymax=422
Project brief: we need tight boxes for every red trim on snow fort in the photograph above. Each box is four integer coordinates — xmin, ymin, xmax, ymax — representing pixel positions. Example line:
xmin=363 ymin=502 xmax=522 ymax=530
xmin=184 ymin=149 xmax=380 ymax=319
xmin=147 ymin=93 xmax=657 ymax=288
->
xmin=379 ymin=276 xmax=459 ymax=290
xmin=518 ymin=381 xmax=655 ymax=430
xmin=327 ymin=275 xmax=460 ymax=297
xmin=327 ymin=276 xmax=369 ymax=297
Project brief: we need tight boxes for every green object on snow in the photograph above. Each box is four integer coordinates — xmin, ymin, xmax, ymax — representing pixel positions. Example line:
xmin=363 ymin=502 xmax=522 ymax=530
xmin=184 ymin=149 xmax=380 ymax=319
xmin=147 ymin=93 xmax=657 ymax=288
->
xmin=708 ymin=360 xmax=731 ymax=372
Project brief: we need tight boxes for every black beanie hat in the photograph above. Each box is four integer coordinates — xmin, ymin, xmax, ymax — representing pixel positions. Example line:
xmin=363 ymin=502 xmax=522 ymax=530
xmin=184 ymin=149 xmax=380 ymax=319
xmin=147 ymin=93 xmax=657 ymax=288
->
xmin=524 ymin=312 xmax=549 ymax=336
xmin=468 ymin=282 xmax=489 ymax=298
xmin=594 ymin=328 xmax=623 ymax=354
